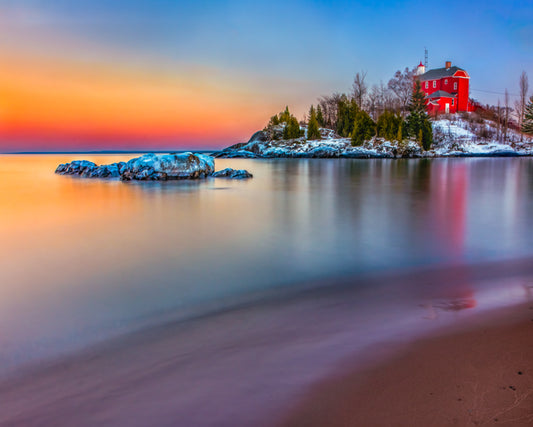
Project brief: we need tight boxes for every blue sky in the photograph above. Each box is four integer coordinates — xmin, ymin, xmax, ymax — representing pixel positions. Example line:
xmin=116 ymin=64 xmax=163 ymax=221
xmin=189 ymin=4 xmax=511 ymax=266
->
xmin=0 ymin=0 xmax=532 ymax=149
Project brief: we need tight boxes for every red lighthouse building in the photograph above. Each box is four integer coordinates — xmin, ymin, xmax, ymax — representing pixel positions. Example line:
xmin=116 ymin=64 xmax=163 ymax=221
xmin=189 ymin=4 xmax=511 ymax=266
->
xmin=415 ymin=61 xmax=475 ymax=115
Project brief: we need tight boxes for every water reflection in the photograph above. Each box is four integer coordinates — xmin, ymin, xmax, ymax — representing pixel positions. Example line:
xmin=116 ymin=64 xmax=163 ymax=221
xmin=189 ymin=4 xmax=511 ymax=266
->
xmin=0 ymin=156 xmax=532 ymax=372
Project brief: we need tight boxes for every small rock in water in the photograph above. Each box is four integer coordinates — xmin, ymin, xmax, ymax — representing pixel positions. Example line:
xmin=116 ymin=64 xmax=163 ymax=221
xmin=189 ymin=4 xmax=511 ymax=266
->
xmin=211 ymin=168 xmax=253 ymax=179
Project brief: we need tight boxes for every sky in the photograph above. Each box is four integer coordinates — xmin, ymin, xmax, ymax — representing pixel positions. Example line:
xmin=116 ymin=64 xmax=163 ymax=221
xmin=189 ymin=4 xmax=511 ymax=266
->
xmin=0 ymin=0 xmax=532 ymax=151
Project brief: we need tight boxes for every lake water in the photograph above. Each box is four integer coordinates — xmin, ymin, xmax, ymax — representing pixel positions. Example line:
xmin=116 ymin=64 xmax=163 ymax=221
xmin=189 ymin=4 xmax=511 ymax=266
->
xmin=1 ymin=155 xmax=533 ymax=376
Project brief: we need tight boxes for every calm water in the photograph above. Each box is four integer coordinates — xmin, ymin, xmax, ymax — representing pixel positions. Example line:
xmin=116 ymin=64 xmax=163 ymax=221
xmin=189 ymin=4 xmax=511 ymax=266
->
xmin=1 ymin=155 xmax=533 ymax=375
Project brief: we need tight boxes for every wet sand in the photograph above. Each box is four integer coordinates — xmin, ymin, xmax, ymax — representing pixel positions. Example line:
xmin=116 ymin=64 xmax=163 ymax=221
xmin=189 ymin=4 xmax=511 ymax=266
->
xmin=1 ymin=262 xmax=532 ymax=427
xmin=283 ymin=303 xmax=533 ymax=427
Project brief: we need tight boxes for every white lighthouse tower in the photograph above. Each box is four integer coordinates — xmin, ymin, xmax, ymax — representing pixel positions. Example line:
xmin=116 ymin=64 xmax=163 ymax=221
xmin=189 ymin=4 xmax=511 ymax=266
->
xmin=416 ymin=61 xmax=426 ymax=76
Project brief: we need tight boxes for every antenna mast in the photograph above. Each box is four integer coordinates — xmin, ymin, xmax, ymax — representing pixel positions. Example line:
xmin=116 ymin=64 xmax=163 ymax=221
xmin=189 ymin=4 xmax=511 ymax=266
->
xmin=424 ymin=47 xmax=428 ymax=68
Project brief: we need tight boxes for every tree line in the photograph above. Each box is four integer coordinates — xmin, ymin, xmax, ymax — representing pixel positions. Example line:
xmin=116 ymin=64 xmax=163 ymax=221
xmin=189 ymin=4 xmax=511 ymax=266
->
xmin=266 ymin=66 xmax=432 ymax=149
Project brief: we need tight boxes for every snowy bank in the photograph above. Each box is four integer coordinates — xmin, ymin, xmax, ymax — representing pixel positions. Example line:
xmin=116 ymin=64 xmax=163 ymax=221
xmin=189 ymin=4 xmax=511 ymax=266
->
xmin=214 ymin=118 xmax=533 ymax=159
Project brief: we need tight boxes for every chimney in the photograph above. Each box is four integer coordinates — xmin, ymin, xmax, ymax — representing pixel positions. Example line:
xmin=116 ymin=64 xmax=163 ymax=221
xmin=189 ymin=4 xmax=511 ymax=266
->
xmin=445 ymin=61 xmax=452 ymax=69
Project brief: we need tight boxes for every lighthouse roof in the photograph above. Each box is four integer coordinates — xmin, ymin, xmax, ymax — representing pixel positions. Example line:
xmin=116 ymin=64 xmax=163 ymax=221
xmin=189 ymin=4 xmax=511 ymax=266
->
xmin=425 ymin=90 xmax=457 ymax=99
xmin=419 ymin=66 xmax=466 ymax=81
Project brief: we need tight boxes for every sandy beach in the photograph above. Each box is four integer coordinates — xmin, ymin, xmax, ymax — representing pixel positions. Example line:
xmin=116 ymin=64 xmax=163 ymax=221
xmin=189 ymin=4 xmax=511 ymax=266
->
xmin=284 ymin=303 xmax=533 ymax=426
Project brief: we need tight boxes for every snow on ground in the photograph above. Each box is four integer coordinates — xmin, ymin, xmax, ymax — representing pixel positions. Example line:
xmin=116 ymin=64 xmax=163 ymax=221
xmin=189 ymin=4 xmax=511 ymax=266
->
xmin=432 ymin=117 xmax=533 ymax=156
xmin=216 ymin=118 xmax=533 ymax=159
xmin=432 ymin=119 xmax=476 ymax=139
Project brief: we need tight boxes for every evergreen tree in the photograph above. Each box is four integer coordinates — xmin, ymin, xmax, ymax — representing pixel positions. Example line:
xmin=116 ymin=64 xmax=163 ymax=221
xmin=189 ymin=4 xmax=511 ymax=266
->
xmin=283 ymin=116 xmax=302 ymax=140
xmin=337 ymin=96 xmax=359 ymax=137
xmin=279 ymin=106 xmax=291 ymax=124
xmin=268 ymin=114 xmax=280 ymax=127
xmin=421 ymin=120 xmax=433 ymax=151
xmin=264 ymin=106 xmax=304 ymax=140
xmin=316 ymin=104 xmax=325 ymax=127
xmin=351 ymin=110 xmax=376 ymax=146
xmin=307 ymin=106 xmax=322 ymax=140
xmin=406 ymin=80 xmax=433 ymax=150
xmin=409 ymin=80 xmax=427 ymax=117
xmin=523 ymin=95 xmax=533 ymax=135
xmin=376 ymin=110 xmax=406 ymax=142
xmin=376 ymin=110 xmax=391 ymax=139
xmin=397 ymin=121 xmax=405 ymax=142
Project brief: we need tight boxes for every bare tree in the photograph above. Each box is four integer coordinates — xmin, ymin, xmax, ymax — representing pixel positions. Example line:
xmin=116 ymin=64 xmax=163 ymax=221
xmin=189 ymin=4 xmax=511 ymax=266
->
xmin=318 ymin=92 xmax=344 ymax=129
xmin=504 ymin=89 xmax=510 ymax=142
xmin=380 ymin=81 xmax=398 ymax=112
xmin=387 ymin=67 xmax=415 ymax=116
xmin=496 ymin=99 xmax=501 ymax=142
xmin=352 ymin=71 xmax=368 ymax=109
xmin=514 ymin=71 xmax=529 ymax=142
xmin=366 ymin=82 xmax=396 ymax=119
xmin=366 ymin=86 xmax=376 ymax=119
xmin=367 ymin=85 xmax=380 ymax=120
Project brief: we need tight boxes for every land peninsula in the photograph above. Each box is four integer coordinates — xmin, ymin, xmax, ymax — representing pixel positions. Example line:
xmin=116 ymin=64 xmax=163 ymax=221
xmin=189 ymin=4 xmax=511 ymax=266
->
xmin=214 ymin=107 xmax=533 ymax=159
xmin=216 ymin=64 xmax=533 ymax=159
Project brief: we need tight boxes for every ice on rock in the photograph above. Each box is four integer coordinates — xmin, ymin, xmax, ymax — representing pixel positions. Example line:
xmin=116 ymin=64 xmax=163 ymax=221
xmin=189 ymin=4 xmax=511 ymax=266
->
xmin=56 ymin=153 xmax=215 ymax=181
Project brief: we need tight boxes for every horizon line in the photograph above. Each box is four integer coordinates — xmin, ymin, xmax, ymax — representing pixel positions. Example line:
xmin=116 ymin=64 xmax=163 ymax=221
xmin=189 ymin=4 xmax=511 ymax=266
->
xmin=0 ymin=149 xmax=221 ymax=155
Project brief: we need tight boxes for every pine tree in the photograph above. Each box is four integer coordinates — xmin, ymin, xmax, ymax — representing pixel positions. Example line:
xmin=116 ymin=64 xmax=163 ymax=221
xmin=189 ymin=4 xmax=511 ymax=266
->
xmin=421 ymin=120 xmax=433 ymax=151
xmin=279 ymin=106 xmax=291 ymax=124
xmin=376 ymin=111 xmax=405 ymax=142
xmin=316 ymin=104 xmax=325 ymax=127
xmin=406 ymin=80 xmax=433 ymax=150
xmin=268 ymin=114 xmax=280 ymax=127
xmin=307 ymin=106 xmax=322 ymax=140
xmin=523 ymin=95 xmax=533 ymax=135
xmin=283 ymin=116 xmax=302 ymax=140
xmin=337 ymin=96 xmax=359 ymax=137
xmin=409 ymin=80 xmax=427 ymax=116
xmin=397 ymin=121 xmax=404 ymax=142
xmin=376 ymin=111 xmax=392 ymax=139
xmin=351 ymin=110 xmax=376 ymax=146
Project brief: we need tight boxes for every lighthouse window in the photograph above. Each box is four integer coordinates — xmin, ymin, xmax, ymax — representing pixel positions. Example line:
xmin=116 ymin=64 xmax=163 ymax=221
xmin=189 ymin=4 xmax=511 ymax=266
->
xmin=452 ymin=99 xmax=454 ymax=106
xmin=454 ymin=82 xmax=458 ymax=90
xmin=425 ymin=82 xmax=428 ymax=89
xmin=433 ymin=80 xmax=436 ymax=88
xmin=445 ymin=79 xmax=448 ymax=85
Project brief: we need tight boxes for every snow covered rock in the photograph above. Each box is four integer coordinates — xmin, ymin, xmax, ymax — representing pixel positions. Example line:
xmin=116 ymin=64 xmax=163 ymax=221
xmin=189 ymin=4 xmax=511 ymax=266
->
xmin=248 ymin=131 xmax=269 ymax=143
xmin=211 ymin=168 xmax=253 ymax=179
xmin=86 ymin=163 xmax=127 ymax=178
xmin=55 ymin=153 xmax=215 ymax=181
xmin=120 ymin=153 xmax=214 ymax=180
xmin=55 ymin=160 xmax=97 ymax=175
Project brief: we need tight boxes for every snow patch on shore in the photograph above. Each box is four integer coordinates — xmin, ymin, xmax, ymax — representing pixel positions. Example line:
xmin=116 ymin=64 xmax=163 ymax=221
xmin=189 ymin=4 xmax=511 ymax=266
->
xmin=215 ymin=117 xmax=533 ymax=159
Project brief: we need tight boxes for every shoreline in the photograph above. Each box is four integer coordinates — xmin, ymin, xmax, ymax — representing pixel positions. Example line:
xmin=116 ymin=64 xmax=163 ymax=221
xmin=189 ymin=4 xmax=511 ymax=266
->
xmin=1 ymin=263 xmax=532 ymax=426
xmin=282 ymin=303 xmax=533 ymax=426
xmin=3 ymin=256 xmax=533 ymax=380
xmin=213 ymin=151 xmax=533 ymax=159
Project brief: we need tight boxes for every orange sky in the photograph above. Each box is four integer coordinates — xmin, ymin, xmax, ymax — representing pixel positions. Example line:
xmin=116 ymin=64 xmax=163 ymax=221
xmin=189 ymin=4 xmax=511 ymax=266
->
xmin=0 ymin=2 xmax=330 ymax=152
xmin=0 ymin=53 xmax=285 ymax=150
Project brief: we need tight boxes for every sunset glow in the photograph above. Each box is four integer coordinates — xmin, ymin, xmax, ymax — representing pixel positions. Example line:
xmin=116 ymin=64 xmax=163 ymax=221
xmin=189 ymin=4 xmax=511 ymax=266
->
xmin=0 ymin=1 xmax=531 ymax=151
xmin=0 ymin=54 xmax=280 ymax=150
